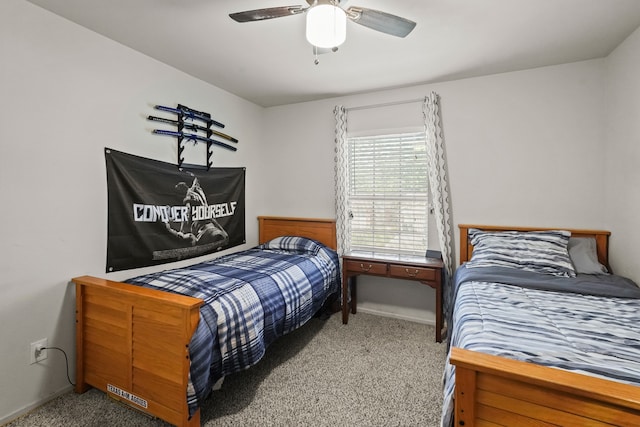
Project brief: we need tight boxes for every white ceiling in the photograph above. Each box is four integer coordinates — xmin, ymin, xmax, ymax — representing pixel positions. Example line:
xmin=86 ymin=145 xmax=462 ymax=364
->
xmin=25 ymin=0 xmax=640 ymax=107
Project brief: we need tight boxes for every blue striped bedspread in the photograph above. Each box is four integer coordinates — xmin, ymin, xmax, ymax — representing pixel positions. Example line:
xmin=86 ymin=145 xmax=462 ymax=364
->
xmin=126 ymin=240 xmax=340 ymax=418
xmin=442 ymin=266 xmax=640 ymax=427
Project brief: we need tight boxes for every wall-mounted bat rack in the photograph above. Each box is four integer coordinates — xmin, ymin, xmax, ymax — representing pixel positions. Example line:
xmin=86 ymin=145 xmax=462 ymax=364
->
xmin=148 ymin=103 xmax=238 ymax=170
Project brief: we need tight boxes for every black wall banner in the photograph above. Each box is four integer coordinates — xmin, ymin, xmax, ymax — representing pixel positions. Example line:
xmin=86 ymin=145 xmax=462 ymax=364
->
xmin=105 ymin=148 xmax=245 ymax=272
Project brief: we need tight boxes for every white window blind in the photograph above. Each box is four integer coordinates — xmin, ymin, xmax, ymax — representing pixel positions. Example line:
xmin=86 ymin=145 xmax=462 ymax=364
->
xmin=348 ymin=131 xmax=428 ymax=256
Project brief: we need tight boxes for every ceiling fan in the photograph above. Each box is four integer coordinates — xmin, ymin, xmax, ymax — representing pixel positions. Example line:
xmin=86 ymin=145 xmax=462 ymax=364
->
xmin=229 ymin=0 xmax=416 ymax=50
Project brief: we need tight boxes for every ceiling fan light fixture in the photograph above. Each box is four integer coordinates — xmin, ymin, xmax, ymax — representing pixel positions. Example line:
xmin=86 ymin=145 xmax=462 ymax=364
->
xmin=305 ymin=4 xmax=347 ymax=49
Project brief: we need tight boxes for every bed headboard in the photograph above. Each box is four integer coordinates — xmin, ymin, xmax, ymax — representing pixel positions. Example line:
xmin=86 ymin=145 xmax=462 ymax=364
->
xmin=458 ymin=224 xmax=610 ymax=268
xmin=258 ymin=216 xmax=337 ymax=250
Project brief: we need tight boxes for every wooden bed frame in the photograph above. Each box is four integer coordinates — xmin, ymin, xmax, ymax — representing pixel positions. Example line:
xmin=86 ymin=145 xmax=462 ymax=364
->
xmin=449 ymin=224 xmax=640 ymax=426
xmin=71 ymin=216 xmax=336 ymax=427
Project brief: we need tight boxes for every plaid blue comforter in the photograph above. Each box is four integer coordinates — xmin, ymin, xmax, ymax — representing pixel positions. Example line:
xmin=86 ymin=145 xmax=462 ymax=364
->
xmin=442 ymin=266 xmax=640 ymax=427
xmin=126 ymin=237 xmax=340 ymax=417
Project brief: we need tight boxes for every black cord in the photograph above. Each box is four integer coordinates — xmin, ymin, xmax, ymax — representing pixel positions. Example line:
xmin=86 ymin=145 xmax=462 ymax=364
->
xmin=42 ymin=347 xmax=75 ymax=387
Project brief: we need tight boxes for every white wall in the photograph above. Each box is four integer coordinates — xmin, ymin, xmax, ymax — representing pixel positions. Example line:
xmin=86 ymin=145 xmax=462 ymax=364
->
xmin=263 ymin=59 xmax=607 ymax=324
xmin=604 ymin=26 xmax=640 ymax=279
xmin=0 ymin=1 xmax=264 ymax=422
xmin=3 ymin=0 xmax=637 ymax=422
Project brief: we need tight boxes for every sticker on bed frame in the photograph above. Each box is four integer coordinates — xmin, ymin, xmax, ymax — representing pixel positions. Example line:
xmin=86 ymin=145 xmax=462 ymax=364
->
xmin=107 ymin=384 xmax=148 ymax=409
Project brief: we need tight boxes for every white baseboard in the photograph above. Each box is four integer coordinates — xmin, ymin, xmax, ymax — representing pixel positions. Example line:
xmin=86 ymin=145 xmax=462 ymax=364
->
xmin=0 ymin=385 xmax=74 ymax=426
xmin=356 ymin=305 xmax=435 ymax=326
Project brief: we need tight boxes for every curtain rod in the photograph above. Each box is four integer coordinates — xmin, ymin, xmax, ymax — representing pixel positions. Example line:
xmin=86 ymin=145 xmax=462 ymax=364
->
xmin=345 ymin=97 xmax=425 ymax=112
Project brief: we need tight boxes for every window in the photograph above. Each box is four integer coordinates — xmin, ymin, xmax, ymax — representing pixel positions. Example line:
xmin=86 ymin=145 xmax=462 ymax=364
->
xmin=348 ymin=131 xmax=428 ymax=256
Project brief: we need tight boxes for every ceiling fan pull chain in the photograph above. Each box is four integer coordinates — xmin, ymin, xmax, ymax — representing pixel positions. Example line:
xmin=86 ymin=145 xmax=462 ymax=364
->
xmin=314 ymin=45 xmax=320 ymax=65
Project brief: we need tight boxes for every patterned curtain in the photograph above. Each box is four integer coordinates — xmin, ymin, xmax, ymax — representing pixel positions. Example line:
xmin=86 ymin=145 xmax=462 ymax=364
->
xmin=334 ymin=105 xmax=351 ymax=257
xmin=422 ymin=92 xmax=456 ymax=341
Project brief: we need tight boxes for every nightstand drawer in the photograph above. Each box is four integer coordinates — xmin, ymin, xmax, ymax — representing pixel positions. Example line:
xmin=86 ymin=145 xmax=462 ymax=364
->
xmin=389 ymin=264 xmax=437 ymax=281
xmin=345 ymin=260 xmax=388 ymax=275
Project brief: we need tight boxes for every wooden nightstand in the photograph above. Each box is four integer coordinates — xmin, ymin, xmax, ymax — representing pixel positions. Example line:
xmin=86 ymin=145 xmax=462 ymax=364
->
xmin=341 ymin=251 xmax=444 ymax=343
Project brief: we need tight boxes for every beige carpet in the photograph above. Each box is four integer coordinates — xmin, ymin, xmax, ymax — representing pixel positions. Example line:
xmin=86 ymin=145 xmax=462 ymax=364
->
xmin=7 ymin=312 xmax=447 ymax=426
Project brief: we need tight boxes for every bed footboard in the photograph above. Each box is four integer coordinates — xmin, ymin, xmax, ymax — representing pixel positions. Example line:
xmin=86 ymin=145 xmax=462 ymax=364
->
xmin=450 ymin=347 xmax=640 ymax=426
xmin=72 ymin=276 xmax=204 ymax=427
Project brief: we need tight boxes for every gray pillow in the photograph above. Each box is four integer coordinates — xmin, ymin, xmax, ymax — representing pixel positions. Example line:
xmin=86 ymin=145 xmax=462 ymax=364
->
xmin=467 ymin=229 xmax=577 ymax=278
xmin=568 ymin=237 xmax=609 ymax=275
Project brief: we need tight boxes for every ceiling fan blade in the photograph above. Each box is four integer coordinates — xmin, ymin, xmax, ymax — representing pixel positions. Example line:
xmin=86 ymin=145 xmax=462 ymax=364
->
xmin=230 ymin=6 xmax=307 ymax=23
xmin=346 ymin=7 xmax=416 ymax=37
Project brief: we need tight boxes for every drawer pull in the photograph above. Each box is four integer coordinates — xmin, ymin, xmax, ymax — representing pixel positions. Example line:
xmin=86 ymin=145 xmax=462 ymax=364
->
xmin=359 ymin=263 xmax=373 ymax=272
xmin=405 ymin=268 xmax=420 ymax=277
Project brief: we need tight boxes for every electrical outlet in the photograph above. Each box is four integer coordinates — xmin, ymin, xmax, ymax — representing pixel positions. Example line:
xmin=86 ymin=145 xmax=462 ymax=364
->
xmin=30 ymin=338 xmax=48 ymax=364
